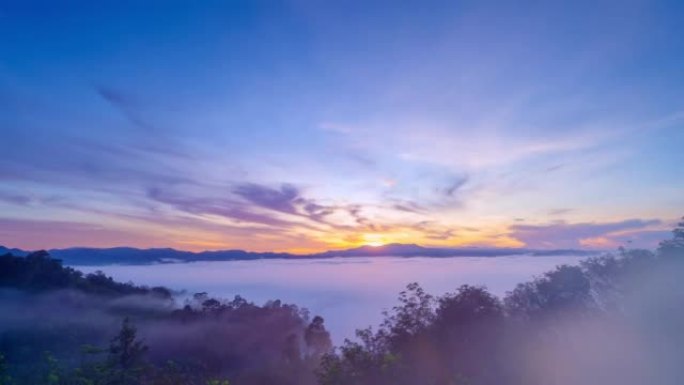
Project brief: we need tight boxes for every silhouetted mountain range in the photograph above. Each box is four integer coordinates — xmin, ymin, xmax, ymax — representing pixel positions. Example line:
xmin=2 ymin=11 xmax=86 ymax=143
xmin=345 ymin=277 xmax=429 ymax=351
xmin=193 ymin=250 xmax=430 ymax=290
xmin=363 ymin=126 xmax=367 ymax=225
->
xmin=0 ymin=243 xmax=601 ymax=266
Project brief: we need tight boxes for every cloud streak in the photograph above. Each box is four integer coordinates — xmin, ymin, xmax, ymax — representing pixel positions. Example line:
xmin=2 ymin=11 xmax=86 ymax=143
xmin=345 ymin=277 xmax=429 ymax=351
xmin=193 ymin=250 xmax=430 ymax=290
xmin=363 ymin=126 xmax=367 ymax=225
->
xmin=0 ymin=218 xmax=164 ymax=249
xmin=233 ymin=183 xmax=301 ymax=214
xmin=510 ymin=219 xmax=663 ymax=249
xmin=1 ymin=2 xmax=681 ymax=251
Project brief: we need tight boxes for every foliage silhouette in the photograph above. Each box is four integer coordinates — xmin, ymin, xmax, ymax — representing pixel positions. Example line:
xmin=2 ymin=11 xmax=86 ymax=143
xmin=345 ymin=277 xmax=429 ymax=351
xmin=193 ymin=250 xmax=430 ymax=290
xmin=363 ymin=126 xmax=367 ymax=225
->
xmin=1 ymin=218 xmax=683 ymax=384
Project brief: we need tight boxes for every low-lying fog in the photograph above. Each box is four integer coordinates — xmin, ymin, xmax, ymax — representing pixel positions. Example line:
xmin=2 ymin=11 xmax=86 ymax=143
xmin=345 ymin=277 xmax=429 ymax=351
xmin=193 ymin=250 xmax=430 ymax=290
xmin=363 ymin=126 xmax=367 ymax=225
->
xmin=75 ymin=255 xmax=588 ymax=344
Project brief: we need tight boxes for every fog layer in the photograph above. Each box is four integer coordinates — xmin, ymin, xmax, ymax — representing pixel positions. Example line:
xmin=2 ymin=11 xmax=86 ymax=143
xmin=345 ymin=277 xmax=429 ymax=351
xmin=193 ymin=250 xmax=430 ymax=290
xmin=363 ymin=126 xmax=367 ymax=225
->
xmin=76 ymin=255 xmax=588 ymax=343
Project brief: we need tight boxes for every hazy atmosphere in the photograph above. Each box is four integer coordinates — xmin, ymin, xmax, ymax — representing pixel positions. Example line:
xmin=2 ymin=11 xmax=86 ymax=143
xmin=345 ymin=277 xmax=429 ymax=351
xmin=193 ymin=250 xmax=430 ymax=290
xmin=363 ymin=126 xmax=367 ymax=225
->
xmin=2 ymin=1 xmax=683 ymax=253
xmin=1 ymin=2 xmax=684 ymax=385
xmin=76 ymin=255 xmax=588 ymax=344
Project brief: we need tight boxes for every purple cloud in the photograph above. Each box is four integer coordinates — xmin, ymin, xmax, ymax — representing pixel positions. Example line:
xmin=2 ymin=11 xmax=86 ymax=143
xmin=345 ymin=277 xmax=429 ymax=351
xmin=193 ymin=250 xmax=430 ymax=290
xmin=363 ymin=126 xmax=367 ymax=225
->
xmin=548 ymin=208 xmax=573 ymax=216
xmin=302 ymin=201 xmax=335 ymax=222
xmin=147 ymin=187 xmax=296 ymax=228
xmin=392 ymin=201 xmax=425 ymax=214
xmin=232 ymin=183 xmax=344 ymax=224
xmin=233 ymin=183 xmax=300 ymax=214
xmin=0 ymin=192 xmax=32 ymax=205
xmin=96 ymin=85 xmax=156 ymax=132
xmin=0 ymin=218 xmax=164 ymax=249
xmin=414 ymin=221 xmax=457 ymax=241
xmin=510 ymin=219 xmax=663 ymax=249
xmin=440 ymin=176 xmax=468 ymax=198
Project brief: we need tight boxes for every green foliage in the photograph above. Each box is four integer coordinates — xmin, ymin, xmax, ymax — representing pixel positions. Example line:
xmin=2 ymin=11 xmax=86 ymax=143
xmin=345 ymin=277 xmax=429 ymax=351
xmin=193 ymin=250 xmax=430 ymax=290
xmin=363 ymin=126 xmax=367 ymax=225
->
xmin=0 ymin=251 xmax=331 ymax=385
xmin=0 ymin=354 xmax=13 ymax=385
xmin=205 ymin=379 xmax=230 ymax=385
xmin=2 ymin=221 xmax=684 ymax=385
xmin=658 ymin=217 xmax=684 ymax=258
xmin=318 ymin=220 xmax=684 ymax=385
xmin=0 ymin=251 xmax=171 ymax=298
xmin=305 ymin=316 xmax=333 ymax=357
xmin=505 ymin=264 xmax=594 ymax=320
xmin=384 ymin=282 xmax=435 ymax=339
xmin=42 ymin=352 xmax=62 ymax=385
xmin=105 ymin=318 xmax=149 ymax=385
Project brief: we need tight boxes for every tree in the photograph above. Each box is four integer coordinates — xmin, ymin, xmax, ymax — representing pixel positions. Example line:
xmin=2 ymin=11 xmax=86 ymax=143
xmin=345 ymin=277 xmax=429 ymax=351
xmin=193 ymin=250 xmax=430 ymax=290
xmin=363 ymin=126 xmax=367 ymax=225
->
xmin=432 ymin=286 xmax=505 ymax=383
xmin=305 ymin=316 xmax=333 ymax=358
xmin=658 ymin=217 xmax=684 ymax=258
xmin=42 ymin=352 xmax=62 ymax=385
xmin=0 ymin=354 xmax=12 ymax=385
xmin=106 ymin=318 xmax=149 ymax=385
xmin=382 ymin=282 xmax=435 ymax=348
xmin=505 ymin=265 xmax=593 ymax=320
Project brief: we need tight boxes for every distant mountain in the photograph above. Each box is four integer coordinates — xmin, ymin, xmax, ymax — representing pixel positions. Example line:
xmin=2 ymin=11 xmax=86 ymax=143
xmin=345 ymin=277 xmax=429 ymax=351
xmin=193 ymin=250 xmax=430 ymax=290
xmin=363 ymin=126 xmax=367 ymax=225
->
xmin=0 ymin=243 xmax=601 ymax=265
xmin=312 ymin=243 xmax=545 ymax=258
xmin=0 ymin=245 xmax=28 ymax=256
xmin=46 ymin=247 xmax=295 ymax=265
xmin=313 ymin=243 xmax=430 ymax=257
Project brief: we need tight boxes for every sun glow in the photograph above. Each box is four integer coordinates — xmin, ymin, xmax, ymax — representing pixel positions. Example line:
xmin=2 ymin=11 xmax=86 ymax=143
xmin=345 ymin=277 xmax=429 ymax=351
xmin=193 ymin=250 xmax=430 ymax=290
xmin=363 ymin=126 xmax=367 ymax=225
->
xmin=362 ymin=234 xmax=386 ymax=247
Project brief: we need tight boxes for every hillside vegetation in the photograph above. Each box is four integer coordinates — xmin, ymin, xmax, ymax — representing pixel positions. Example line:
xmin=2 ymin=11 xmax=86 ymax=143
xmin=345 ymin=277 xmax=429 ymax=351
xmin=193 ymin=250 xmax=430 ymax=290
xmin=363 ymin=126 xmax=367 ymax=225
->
xmin=0 ymin=219 xmax=682 ymax=385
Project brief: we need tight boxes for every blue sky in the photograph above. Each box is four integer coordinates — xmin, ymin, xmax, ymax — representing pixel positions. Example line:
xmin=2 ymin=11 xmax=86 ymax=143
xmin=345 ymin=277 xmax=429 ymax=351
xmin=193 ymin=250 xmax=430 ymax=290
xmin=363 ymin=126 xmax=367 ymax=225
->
xmin=1 ymin=0 xmax=683 ymax=251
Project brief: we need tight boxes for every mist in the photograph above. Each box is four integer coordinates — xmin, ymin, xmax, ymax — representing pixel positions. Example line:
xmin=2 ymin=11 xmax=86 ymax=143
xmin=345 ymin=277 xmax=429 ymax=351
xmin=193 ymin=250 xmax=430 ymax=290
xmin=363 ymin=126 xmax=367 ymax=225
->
xmin=75 ymin=255 xmax=589 ymax=344
xmin=507 ymin=258 xmax=684 ymax=385
xmin=2 ymin=225 xmax=684 ymax=385
xmin=0 ymin=252 xmax=331 ymax=384
xmin=317 ymin=235 xmax=684 ymax=385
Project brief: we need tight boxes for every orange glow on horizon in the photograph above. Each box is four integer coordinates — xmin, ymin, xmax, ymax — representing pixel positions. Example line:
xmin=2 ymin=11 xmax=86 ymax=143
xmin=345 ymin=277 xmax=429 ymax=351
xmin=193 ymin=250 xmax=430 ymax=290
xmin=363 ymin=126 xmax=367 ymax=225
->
xmin=361 ymin=233 xmax=388 ymax=248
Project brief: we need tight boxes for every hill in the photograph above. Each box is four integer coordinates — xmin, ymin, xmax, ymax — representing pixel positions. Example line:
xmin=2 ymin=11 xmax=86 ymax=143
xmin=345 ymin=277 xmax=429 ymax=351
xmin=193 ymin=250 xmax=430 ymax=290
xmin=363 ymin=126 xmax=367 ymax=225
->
xmin=0 ymin=243 xmax=600 ymax=265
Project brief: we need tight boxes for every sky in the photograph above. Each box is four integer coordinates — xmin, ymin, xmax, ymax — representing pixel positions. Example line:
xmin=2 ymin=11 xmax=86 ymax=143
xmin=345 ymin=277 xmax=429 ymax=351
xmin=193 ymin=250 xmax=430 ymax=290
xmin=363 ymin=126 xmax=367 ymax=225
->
xmin=1 ymin=0 xmax=683 ymax=252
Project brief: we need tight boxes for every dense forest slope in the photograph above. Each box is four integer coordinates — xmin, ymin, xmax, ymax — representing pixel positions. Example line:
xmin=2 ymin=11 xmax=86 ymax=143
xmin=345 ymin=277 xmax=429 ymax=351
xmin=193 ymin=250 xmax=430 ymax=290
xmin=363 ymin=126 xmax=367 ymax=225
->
xmin=0 ymin=252 xmax=332 ymax=385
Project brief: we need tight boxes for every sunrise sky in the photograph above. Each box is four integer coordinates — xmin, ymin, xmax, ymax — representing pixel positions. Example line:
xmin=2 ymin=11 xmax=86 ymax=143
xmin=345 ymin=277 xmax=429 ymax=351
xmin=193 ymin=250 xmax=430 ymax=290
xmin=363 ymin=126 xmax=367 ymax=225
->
xmin=1 ymin=1 xmax=683 ymax=252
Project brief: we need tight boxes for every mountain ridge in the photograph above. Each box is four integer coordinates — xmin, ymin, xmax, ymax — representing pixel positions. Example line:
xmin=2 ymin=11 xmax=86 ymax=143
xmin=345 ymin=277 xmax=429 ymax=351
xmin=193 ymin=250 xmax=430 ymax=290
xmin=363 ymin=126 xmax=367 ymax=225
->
xmin=0 ymin=243 xmax=602 ymax=266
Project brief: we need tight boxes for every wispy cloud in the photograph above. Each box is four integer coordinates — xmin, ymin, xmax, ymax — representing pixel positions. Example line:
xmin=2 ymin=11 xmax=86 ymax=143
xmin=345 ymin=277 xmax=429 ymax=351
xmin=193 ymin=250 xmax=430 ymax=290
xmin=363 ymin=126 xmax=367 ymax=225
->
xmin=1 ymin=1 xmax=681 ymax=251
xmin=510 ymin=219 xmax=664 ymax=249
xmin=96 ymin=85 xmax=156 ymax=132
xmin=0 ymin=192 xmax=32 ymax=206
xmin=0 ymin=218 xmax=164 ymax=250
xmin=391 ymin=201 xmax=425 ymax=214
xmin=548 ymin=208 xmax=573 ymax=216
xmin=146 ymin=186 xmax=299 ymax=228
xmin=436 ymin=175 xmax=468 ymax=198
xmin=233 ymin=183 xmax=300 ymax=215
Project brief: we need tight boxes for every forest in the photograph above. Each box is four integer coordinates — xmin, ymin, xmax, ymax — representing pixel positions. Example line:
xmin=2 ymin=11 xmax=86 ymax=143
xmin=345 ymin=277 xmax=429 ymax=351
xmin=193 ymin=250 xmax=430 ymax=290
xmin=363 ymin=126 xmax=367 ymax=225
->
xmin=1 ymin=219 xmax=683 ymax=385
